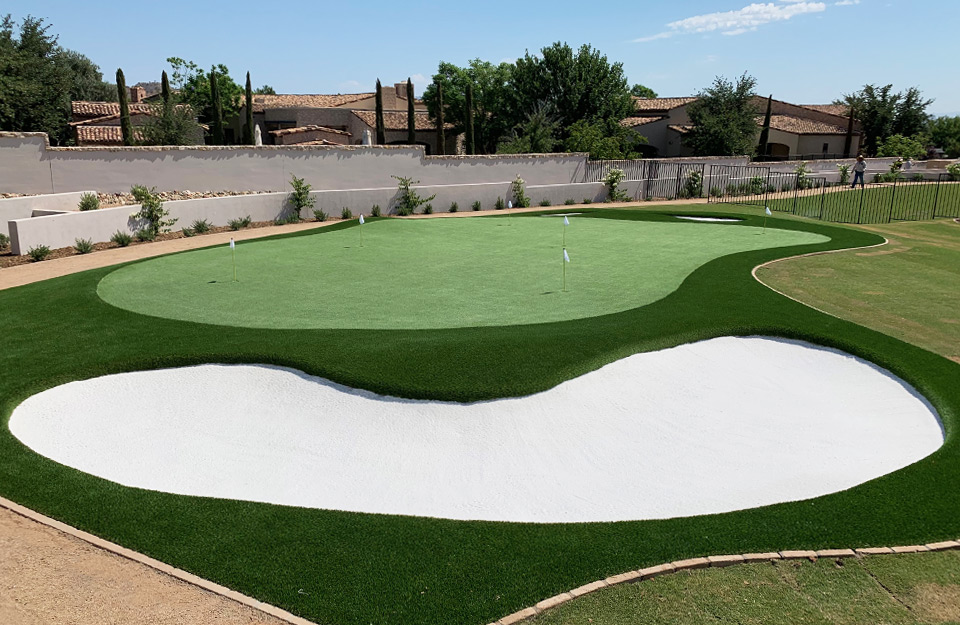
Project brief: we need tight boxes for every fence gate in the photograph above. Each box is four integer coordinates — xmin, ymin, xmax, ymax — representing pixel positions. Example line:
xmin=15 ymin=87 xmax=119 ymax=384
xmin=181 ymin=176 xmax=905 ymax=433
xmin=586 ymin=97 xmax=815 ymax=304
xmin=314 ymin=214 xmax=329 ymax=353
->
xmin=645 ymin=161 xmax=705 ymax=201
xmin=705 ymin=164 xmax=772 ymax=207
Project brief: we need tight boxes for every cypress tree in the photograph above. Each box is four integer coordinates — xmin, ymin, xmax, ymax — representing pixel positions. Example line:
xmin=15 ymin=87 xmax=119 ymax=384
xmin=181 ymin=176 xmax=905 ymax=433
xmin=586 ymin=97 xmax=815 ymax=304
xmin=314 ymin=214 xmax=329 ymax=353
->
xmin=375 ymin=79 xmax=386 ymax=144
xmin=843 ymin=107 xmax=855 ymax=158
xmin=407 ymin=78 xmax=416 ymax=144
xmin=465 ymin=82 xmax=475 ymax=155
xmin=161 ymin=70 xmax=171 ymax=106
xmin=436 ymin=82 xmax=445 ymax=155
xmin=210 ymin=69 xmax=224 ymax=144
xmin=116 ymin=68 xmax=133 ymax=146
xmin=756 ymin=94 xmax=772 ymax=159
xmin=244 ymin=71 xmax=254 ymax=145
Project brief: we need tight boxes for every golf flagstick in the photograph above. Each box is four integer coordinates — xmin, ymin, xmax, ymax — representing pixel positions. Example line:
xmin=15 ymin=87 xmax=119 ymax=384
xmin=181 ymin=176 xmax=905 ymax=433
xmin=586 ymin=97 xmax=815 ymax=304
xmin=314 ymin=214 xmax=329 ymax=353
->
xmin=229 ymin=237 xmax=237 ymax=281
xmin=763 ymin=206 xmax=771 ymax=234
xmin=359 ymin=213 xmax=364 ymax=247
xmin=562 ymin=247 xmax=570 ymax=292
xmin=563 ymin=214 xmax=569 ymax=247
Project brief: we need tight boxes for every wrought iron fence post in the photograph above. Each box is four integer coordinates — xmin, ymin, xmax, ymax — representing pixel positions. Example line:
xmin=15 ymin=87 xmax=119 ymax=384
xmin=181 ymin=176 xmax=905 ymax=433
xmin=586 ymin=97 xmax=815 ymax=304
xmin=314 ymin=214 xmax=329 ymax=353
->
xmin=856 ymin=184 xmax=866 ymax=224
xmin=818 ymin=180 xmax=826 ymax=220
xmin=793 ymin=173 xmax=800 ymax=212
xmin=933 ymin=174 xmax=943 ymax=219
xmin=888 ymin=177 xmax=897 ymax=223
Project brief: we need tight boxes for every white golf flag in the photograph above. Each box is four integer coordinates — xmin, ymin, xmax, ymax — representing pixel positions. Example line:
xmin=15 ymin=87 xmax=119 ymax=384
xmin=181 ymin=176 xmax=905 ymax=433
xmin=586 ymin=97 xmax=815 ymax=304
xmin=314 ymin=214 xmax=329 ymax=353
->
xmin=508 ymin=200 xmax=513 ymax=209
xmin=563 ymin=216 xmax=570 ymax=226
xmin=229 ymin=238 xmax=235 ymax=250
xmin=765 ymin=206 xmax=772 ymax=216
xmin=359 ymin=214 xmax=365 ymax=225
xmin=563 ymin=248 xmax=570 ymax=263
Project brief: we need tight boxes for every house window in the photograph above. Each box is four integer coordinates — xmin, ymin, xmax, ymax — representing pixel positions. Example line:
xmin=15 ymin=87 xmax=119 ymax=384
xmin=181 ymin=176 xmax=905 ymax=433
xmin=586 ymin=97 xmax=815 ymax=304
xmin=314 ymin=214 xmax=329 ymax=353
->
xmin=822 ymin=142 xmax=829 ymax=154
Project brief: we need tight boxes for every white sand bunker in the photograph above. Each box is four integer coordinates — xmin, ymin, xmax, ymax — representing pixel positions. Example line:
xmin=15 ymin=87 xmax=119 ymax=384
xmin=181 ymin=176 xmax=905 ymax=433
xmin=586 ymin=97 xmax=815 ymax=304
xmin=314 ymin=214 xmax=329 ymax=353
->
xmin=674 ymin=215 xmax=743 ymax=222
xmin=9 ymin=337 xmax=942 ymax=523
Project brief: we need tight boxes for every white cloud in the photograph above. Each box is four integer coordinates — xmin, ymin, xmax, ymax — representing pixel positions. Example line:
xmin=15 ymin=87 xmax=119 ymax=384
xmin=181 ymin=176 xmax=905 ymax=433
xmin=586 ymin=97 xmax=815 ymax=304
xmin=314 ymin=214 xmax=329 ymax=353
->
xmin=633 ymin=2 xmax=827 ymax=42
xmin=410 ymin=73 xmax=429 ymax=86
xmin=338 ymin=79 xmax=362 ymax=92
xmin=835 ymin=0 xmax=860 ymax=5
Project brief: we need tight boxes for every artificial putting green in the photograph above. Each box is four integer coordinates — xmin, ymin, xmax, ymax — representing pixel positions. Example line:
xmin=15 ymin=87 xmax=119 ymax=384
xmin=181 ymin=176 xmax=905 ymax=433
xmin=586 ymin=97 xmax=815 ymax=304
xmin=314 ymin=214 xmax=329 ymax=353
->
xmin=96 ymin=215 xmax=826 ymax=329
xmin=2 ymin=208 xmax=960 ymax=625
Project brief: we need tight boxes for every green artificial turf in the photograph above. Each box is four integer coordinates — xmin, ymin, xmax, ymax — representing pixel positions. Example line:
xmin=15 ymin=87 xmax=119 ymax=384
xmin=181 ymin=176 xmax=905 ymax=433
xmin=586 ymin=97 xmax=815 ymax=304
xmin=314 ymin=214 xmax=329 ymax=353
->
xmin=96 ymin=216 xmax=825 ymax=329
xmin=2 ymin=208 xmax=960 ymax=625
xmin=531 ymin=551 xmax=960 ymax=625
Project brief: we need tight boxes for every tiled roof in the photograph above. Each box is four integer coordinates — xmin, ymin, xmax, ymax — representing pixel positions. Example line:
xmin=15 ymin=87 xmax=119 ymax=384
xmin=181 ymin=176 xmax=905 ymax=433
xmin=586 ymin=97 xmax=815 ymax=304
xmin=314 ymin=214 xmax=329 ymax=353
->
xmin=69 ymin=111 xmax=160 ymax=126
xmin=620 ymin=116 xmax=665 ymax=127
xmin=632 ymin=97 xmax=698 ymax=112
xmin=268 ymin=125 xmax=351 ymax=137
xmin=668 ymin=124 xmax=693 ymax=134
xmin=352 ymin=110 xmax=443 ymax=131
xmin=295 ymin=139 xmax=342 ymax=146
xmin=75 ymin=126 xmax=144 ymax=145
xmin=766 ymin=114 xmax=848 ymax=135
xmin=799 ymin=104 xmax=849 ymax=117
xmin=251 ymin=93 xmax=375 ymax=113
xmin=72 ymin=101 xmax=154 ymax=118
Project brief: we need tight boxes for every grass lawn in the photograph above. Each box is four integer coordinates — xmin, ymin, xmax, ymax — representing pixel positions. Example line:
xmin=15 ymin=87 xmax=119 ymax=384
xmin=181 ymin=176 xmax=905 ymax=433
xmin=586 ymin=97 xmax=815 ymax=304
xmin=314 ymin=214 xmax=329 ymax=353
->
xmin=757 ymin=219 xmax=960 ymax=363
xmin=532 ymin=551 xmax=960 ymax=625
xmin=766 ymin=181 xmax=960 ymax=224
xmin=97 ymin=216 xmax=824 ymax=329
xmin=3 ymin=208 xmax=960 ymax=625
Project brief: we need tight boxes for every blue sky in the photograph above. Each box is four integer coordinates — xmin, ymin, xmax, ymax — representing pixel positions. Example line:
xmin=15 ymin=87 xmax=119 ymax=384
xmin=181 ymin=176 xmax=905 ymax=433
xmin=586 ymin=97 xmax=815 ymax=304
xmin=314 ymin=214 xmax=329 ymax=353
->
xmin=7 ymin=0 xmax=959 ymax=115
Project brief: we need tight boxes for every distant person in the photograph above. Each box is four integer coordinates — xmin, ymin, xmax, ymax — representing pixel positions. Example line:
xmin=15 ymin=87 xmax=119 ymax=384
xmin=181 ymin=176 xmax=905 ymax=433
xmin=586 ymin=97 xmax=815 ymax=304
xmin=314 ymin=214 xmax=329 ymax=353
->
xmin=851 ymin=155 xmax=867 ymax=189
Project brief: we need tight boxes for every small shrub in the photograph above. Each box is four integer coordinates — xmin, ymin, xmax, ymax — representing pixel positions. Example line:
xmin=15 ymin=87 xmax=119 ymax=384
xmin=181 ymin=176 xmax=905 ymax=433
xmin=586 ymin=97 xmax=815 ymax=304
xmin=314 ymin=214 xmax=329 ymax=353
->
xmin=228 ymin=215 xmax=251 ymax=230
xmin=130 ymin=184 xmax=176 ymax=236
xmin=371 ymin=204 xmax=381 ymax=217
xmin=181 ymin=227 xmax=195 ymax=237
xmin=472 ymin=200 xmax=481 ymax=211
xmin=495 ymin=197 xmax=505 ymax=210
xmin=313 ymin=209 xmax=328 ymax=222
xmin=0 ymin=233 xmax=9 ymax=249
xmin=74 ymin=238 xmax=94 ymax=254
xmin=392 ymin=175 xmax=436 ymax=216
xmin=78 ymin=192 xmax=100 ymax=211
xmin=190 ymin=218 xmax=211 ymax=234
xmin=582 ymin=198 xmax=593 ymax=205
xmin=947 ymin=163 xmax=960 ymax=182
xmin=136 ymin=228 xmax=156 ymax=242
xmin=511 ymin=175 xmax=531 ymax=207
xmin=288 ymin=174 xmax=315 ymax=219
xmin=604 ymin=168 xmax=629 ymax=202
xmin=110 ymin=230 xmax=132 ymax=247
xmin=564 ymin=198 xmax=576 ymax=205
xmin=709 ymin=186 xmax=722 ymax=197
xmin=423 ymin=203 xmax=433 ymax=214
xmin=794 ymin=162 xmax=812 ymax=190
xmin=449 ymin=201 xmax=458 ymax=213
xmin=912 ymin=173 xmax=925 ymax=182
xmin=684 ymin=170 xmax=704 ymax=198
xmin=341 ymin=207 xmax=353 ymax=220
xmin=837 ymin=163 xmax=851 ymax=185
xmin=539 ymin=198 xmax=552 ymax=206
xmin=28 ymin=245 xmax=51 ymax=261
xmin=749 ymin=175 xmax=765 ymax=195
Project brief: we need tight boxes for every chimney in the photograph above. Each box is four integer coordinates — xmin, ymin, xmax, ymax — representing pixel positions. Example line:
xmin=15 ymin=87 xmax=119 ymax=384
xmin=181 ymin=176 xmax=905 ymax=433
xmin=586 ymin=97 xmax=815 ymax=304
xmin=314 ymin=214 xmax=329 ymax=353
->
xmin=129 ymin=85 xmax=146 ymax=103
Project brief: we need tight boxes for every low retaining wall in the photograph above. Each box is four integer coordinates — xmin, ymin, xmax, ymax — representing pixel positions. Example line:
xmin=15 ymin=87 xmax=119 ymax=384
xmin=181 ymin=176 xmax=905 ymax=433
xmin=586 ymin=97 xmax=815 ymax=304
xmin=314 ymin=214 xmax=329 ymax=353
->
xmin=0 ymin=191 xmax=91 ymax=236
xmin=8 ymin=181 xmax=643 ymax=255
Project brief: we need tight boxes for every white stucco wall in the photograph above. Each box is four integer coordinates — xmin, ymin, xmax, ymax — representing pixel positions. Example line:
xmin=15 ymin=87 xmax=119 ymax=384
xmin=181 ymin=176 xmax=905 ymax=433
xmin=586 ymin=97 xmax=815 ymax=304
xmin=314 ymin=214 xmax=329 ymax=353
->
xmin=0 ymin=191 xmax=93 ymax=236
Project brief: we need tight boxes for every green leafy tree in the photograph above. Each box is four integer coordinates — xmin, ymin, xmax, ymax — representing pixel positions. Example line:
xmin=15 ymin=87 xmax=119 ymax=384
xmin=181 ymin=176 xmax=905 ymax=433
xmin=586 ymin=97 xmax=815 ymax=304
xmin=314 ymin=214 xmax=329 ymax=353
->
xmin=209 ymin=68 xmax=224 ymax=144
xmin=0 ymin=15 xmax=114 ymax=144
xmin=406 ymin=77 xmax=416 ymax=144
xmin=630 ymin=84 xmax=657 ymax=99
xmin=139 ymin=80 xmax=201 ymax=147
xmin=511 ymin=43 xmax=633 ymax=143
xmin=254 ymin=85 xmax=275 ymax=95
xmin=166 ymin=57 xmax=241 ymax=140
xmin=465 ymin=82 xmax=475 ymax=155
xmin=564 ymin=119 xmax=645 ymax=160
xmin=244 ymin=71 xmax=253 ymax=145
xmin=422 ymin=59 xmax=514 ymax=155
xmin=686 ymin=73 xmax=760 ymax=156
xmin=877 ymin=134 xmax=926 ymax=159
xmin=374 ymin=78 xmax=385 ymax=144
xmin=928 ymin=116 xmax=960 ymax=158
xmin=756 ymin=94 xmax=772 ymax=157
xmin=836 ymin=84 xmax=932 ymax=156
xmin=116 ymin=68 xmax=133 ymax=146
xmin=161 ymin=70 xmax=171 ymax=105
xmin=498 ymin=103 xmax=560 ymax=154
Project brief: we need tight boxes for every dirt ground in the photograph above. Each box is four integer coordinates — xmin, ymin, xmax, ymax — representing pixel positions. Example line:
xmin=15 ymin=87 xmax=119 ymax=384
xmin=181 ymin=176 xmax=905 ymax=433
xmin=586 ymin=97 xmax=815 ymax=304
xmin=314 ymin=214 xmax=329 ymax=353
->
xmin=0 ymin=506 xmax=290 ymax=625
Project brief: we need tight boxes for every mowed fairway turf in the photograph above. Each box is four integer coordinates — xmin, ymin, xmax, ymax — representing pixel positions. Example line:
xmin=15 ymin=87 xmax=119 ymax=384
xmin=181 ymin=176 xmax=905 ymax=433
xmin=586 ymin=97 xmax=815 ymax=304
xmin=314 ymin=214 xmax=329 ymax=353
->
xmin=96 ymin=215 xmax=826 ymax=329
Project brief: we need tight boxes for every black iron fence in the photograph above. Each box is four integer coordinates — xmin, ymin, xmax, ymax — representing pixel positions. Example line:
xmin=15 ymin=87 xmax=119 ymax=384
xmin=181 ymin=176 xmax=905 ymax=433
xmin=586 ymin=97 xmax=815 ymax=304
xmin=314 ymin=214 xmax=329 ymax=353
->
xmin=584 ymin=160 xmax=707 ymax=201
xmin=708 ymin=165 xmax=960 ymax=225
xmin=583 ymin=159 xmax=649 ymax=183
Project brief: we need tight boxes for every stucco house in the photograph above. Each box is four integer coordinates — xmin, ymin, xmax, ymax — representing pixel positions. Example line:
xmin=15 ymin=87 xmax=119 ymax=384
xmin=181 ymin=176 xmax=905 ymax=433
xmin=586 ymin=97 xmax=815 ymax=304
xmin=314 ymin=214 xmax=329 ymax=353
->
xmin=238 ymin=81 xmax=456 ymax=154
xmin=622 ymin=96 xmax=860 ymax=159
xmin=70 ymin=86 xmax=204 ymax=146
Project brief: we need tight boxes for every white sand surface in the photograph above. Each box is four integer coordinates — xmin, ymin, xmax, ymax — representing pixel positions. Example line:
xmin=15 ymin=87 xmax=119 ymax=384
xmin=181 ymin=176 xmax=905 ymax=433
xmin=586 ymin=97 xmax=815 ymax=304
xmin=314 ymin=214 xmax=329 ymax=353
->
xmin=674 ymin=215 xmax=743 ymax=222
xmin=9 ymin=337 xmax=942 ymax=523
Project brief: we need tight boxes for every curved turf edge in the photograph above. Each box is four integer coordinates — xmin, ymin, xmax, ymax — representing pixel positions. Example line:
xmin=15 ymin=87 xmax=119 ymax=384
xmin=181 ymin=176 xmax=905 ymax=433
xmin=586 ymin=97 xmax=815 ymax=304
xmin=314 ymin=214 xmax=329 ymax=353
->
xmin=1 ymin=209 xmax=958 ymax=625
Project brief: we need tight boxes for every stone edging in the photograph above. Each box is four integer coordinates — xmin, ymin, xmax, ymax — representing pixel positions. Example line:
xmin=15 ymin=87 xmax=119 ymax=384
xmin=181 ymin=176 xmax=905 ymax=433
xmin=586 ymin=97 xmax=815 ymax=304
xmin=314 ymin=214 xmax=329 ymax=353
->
xmin=488 ymin=540 xmax=960 ymax=625
xmin=0 ymin=495 xmax=319 ymax=625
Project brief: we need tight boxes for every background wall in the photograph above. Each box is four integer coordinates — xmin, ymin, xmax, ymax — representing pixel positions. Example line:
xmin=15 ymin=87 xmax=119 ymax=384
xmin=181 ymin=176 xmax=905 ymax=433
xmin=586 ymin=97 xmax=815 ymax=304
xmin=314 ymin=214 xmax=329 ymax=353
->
xmin=0 ymin=190 xmax=90 ymax=236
